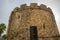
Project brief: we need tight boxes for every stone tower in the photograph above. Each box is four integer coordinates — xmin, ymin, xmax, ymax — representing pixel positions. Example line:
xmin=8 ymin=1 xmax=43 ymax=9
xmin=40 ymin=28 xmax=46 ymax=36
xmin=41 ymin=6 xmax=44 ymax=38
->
xmin=7 ymin=3 xmax=59 ymax=40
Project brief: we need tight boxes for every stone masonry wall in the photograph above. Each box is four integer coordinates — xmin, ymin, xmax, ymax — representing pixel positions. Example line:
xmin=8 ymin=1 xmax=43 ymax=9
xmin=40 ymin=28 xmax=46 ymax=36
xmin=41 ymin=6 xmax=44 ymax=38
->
xmin=7 ymin=3 xmax=60 ymax=40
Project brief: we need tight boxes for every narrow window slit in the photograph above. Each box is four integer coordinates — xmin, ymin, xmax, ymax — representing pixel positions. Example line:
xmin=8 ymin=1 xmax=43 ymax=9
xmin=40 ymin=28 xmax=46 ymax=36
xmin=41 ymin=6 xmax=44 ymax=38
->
xmin=43 ymin=24 xmax=45 ymax=29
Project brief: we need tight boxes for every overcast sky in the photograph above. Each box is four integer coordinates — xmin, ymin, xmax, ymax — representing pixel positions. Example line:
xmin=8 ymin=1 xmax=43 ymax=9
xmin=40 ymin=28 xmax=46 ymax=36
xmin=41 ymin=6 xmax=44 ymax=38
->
xmin=0 ymin=0 xmax=60 ymax=34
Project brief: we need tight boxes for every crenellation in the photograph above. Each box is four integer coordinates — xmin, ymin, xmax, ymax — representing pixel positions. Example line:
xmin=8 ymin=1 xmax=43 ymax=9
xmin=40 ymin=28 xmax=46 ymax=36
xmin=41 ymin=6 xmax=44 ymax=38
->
xmin=30 ymin=3 xmax=37 ymax=6
xmin=19 ymin=3 xmax=53 ymax=14
xmin=39 ymin=4 xmax=49 ymax=12
xmin=13 ymin=7 xmax=20 ymax=12
xmin=30 ymin=3 xmax=39 ymax=9
xmin=47 ymin=7 xmax=53 ymax=14
xmin=40 ymin=4 xmax=47 ymax=9
xmin=20 ymin=4 xmax=27 ymax=9
xmin=12 ymin=3 xmax=54 ymax=14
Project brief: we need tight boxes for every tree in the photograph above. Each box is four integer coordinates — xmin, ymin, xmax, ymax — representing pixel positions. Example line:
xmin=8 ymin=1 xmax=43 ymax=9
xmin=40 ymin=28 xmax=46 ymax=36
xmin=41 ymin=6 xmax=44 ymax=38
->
xmin=0 ymin=23 xmax=6 ymax=36
xmin=2 ymin=34 xmax=7 ymax=39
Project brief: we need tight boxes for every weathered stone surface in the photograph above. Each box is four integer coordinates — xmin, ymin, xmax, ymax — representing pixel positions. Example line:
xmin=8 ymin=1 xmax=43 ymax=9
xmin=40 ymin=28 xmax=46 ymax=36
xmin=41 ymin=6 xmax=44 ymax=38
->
xmin=7 ymin=3 xmax=60 ymax=40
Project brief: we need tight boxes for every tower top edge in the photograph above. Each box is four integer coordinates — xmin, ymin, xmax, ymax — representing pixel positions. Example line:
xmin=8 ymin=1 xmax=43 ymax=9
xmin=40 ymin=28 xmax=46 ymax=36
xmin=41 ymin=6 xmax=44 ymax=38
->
xmin=13 ymin=3 xmax=53 ymax=14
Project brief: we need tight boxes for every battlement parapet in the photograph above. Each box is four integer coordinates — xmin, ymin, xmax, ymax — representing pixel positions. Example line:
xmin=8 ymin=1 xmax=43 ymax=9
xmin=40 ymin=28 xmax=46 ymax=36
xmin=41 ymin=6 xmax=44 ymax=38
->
xmin=20 ymin=4 xmax=27 ymax=8
xmin=30 ymin=3 xmax=39 ymax=9
xmin=13 ymin=3 xmax=53 ymax=14
xmin=39 ymin=4 xmax=47 ymax=10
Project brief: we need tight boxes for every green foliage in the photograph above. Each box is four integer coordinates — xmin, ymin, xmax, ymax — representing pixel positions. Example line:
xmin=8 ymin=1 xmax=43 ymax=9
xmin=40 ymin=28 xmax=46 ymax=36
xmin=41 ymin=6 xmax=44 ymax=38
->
xmin=0 ymin=23 xmax=6 ymax=36
xmin=2 ymin=34 xmax=7 ymax=39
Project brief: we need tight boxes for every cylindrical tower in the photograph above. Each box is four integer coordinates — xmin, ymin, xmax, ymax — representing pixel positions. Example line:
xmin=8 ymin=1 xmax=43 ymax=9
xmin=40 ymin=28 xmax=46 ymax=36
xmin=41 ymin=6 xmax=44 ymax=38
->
xmin=7 ymin=3 xmax=59 ymax=40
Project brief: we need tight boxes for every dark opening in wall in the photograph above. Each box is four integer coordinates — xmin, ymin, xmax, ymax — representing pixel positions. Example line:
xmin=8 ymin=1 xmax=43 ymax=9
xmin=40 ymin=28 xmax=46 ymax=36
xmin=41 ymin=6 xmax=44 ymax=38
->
xmin=18 ymin=16 xmax=20 ymax=19
xmin=43 ymin=24 xmax=45 ymax=29
xmin=30 ymin=26 xmax=38 ymax=40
